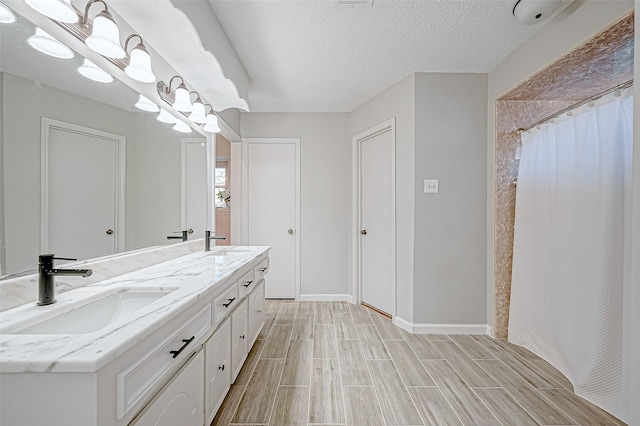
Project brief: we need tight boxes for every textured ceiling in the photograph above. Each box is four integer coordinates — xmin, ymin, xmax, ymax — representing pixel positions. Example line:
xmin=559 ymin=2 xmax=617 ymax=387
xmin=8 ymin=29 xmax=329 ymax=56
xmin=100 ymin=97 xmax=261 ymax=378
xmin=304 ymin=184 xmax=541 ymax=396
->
xmin=207 ymin=0 xmax=555 ymax=112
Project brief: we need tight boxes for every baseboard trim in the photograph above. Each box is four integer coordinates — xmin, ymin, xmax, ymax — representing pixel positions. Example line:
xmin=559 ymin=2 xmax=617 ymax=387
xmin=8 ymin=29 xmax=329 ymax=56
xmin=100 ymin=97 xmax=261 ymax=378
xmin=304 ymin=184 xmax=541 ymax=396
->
xmin=298 ymin=294 xmax=354 ymax=303
xmin=393 ymin=316 xmax=490 ymax=335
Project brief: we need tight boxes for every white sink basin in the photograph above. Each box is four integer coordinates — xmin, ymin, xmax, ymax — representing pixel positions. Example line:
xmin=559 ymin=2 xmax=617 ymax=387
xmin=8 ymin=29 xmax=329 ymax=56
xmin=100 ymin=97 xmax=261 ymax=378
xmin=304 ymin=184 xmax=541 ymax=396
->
xmin=213 ymin=248 xmax=252 ymax=256
xmin=8 ymin=288 xmax=177 ymax=335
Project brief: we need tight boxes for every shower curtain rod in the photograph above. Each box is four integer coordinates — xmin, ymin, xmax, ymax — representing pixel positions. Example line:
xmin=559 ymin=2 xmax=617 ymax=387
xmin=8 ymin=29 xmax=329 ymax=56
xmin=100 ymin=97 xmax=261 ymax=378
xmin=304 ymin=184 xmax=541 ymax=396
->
xmin=518 ymin=79 xmax=634 ymax=134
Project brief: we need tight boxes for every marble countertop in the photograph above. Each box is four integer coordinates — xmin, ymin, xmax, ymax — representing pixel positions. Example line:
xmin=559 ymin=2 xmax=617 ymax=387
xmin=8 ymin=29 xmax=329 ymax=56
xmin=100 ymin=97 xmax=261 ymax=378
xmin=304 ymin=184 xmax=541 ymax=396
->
xmin=0 ymin=246 xmax=269 ymax=374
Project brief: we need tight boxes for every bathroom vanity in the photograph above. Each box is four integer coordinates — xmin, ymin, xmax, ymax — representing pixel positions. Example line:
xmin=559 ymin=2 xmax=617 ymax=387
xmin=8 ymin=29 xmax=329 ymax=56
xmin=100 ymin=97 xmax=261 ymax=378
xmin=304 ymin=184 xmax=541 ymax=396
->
xmin=0 ymin=246 xmax=269 ymax=426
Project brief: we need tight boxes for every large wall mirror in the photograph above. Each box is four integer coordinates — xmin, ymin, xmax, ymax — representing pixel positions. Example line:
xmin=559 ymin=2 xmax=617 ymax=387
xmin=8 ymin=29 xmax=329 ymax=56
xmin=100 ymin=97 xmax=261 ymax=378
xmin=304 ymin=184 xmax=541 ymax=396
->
xmin=0 ymin=7 xmax=209 ymax=276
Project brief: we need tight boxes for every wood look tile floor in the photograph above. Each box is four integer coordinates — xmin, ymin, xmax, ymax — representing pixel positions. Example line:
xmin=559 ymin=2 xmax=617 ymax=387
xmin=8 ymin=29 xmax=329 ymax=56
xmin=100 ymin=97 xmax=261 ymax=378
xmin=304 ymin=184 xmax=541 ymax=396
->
xmin=212 ymin=300 xmax=626 ymax=426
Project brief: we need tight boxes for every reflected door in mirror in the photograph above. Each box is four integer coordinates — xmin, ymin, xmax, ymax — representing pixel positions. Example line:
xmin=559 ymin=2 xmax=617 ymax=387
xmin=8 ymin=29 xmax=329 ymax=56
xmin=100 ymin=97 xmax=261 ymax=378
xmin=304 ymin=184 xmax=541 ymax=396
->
xmin=44 ymin=120 xmax=124 ymax=260
xmin=183 ymin=139 xmax=207 ymax=240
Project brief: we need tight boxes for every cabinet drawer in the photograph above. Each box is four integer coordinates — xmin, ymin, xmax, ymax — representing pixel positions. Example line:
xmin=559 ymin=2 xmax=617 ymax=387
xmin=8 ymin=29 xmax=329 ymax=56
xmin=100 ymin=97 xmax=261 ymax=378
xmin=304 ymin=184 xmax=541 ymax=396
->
xmin=254 ymin=258 xmax=269 ymax=283
xmin=116 ymin=304 xmax=211 ymax=420
xmin=238 ymin=270 xmax=255 ymax=298
xmin=214 ymin=285 xmax=239 ymax=324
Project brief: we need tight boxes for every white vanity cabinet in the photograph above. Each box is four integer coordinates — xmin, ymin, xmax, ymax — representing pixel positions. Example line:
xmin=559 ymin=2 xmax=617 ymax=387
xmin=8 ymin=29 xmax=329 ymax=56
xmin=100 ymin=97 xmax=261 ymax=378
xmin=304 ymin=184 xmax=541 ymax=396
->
xmin=0 ymin=248 xmax=269 ymax=426
xmin=248 ymin=280 xmax=265 ymax=346
xmin=131 ymin=350 xmax=204 ymax=426
xmin=204 ymin=318 xmax=231 ymax=425
xmin=231 ymin=298 xmax=249 ymax=381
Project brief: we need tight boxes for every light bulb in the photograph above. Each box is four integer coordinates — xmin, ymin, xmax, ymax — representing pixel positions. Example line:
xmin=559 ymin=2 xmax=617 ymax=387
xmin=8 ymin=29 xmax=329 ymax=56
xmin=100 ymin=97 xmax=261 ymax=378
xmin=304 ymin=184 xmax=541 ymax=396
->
xmin=25 ymin=0 xmax=77 ymax=23
xmin=85 ymin=9 xmax=125 ymax=58
xmin=203 ymin=112 xmax=221 ymax=133
xmin=125 ymin=42 xmax=155 ymax=83
xmin=27 ymin=28 xmax=74 ymax=59
xmin=78 ymin=58 xmax=113 ymax=83
xmin=173 ymin=121 xmax=192 ymax=133
xmin=157 ymin=108 xmax=177 ymax=124
xmin=172 ymin=83 xmax=192 ymax=112
xmin=0 ymin=2 xmax=17 ymax=24
xmin=188 ymin=97 xmax=206 ymax=124
xmin=135 ymin=95 xmax=159 ymax=112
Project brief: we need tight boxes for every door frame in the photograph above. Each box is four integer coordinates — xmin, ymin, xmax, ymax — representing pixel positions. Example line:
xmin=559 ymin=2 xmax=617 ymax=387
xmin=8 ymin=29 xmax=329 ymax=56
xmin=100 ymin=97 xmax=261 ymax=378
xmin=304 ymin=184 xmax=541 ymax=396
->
xmin=181 ymin=137 xmax=209 ymax=234
xmin=40 ymin=117 xmax=126 ymax=253
xmin=240 ymin=137 xmax=301 ymax=300
xmin=351 ymin=118 xmax=396 ymax=316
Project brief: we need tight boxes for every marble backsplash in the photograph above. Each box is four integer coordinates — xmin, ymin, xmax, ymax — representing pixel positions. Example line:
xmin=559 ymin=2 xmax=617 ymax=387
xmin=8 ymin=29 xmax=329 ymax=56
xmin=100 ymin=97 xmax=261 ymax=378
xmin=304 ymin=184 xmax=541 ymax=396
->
xmin=0 ymin=240 xmax=205 ymax=312
xmin=492 ymin=12 xmax=634 ymax=338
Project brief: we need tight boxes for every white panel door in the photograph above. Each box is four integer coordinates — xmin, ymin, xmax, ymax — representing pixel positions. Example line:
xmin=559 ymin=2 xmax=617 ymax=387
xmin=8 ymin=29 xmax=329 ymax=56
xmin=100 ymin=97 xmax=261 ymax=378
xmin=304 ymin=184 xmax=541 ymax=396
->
xmin=132 ymin=350 xmax=204 ymax=426
xmin=246 ymin=141 xmax=297 ymax=298
xmin=360 ymin=129 xmax=394 ymax=316
xmin=46 ymin=125 xmax=120 ymax=259
xmin=205 ymin=318 xmax=231 ymax=424
xmin=183 ymin=139 xmax=207 ymax=239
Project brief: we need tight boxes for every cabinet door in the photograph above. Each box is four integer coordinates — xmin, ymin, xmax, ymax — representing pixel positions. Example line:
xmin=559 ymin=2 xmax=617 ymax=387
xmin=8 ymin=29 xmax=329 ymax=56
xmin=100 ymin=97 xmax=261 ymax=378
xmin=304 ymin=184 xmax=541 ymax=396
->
xmin=231 ymin=299 xmax=248 ymax=382
xmin=205 ymin=318 xmax=231 ymax=425
xmin=248 ymin=280 xmax=265 ymax=347
xmin=132 ymin=350 xmax=204 ymax=426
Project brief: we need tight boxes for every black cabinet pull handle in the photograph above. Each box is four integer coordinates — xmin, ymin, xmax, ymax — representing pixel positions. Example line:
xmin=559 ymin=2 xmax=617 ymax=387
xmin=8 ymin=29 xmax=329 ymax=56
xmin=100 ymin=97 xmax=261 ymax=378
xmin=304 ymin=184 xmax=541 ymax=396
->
xmin=240 ymin=334 xmax=245 ymax=340
xmin=243 ymin=280 xmax=253 ymax=288
xmin=260 ymin=267 xmax=267 ymax=272
xmin=223 ymin=297 xmax=236 ymax=308
xmin=219 ymin=364 xmax=225 ymax=371
xmin=169 ymin=336 xmax=195 ymax=358
xmin=257 ymin=310 xmax=262 ymax=313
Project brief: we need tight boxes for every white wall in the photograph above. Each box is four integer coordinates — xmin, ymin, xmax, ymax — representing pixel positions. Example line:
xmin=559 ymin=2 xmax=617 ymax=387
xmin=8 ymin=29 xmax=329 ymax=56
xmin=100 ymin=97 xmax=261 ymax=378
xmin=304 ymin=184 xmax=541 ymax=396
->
xmin=240 ymin=113 xmax=351 ymax=296
xmin=1 ymin=73 xmax=183 ymax=274
xmin=486 ymin=0 xmax=634 ymax=328
xmin=350 ymin=75 xmax=416 ymax=322
xmin=413 ymin=73 xmax=488 ymax=324
xmin=630 ymin=4 xmax=640 ymax=424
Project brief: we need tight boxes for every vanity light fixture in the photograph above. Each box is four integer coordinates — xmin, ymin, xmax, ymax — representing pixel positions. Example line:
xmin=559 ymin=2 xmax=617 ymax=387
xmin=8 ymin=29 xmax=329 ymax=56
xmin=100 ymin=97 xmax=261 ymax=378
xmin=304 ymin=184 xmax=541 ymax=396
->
xmin=28 ymin=27 xmax=74 ymax=59
xmin=157 ymin=108 xmax=178 ymax=124
xmin=82 ymin=0 xmax=125 ymax=59
xmin=0 ymin=2 xmax=17 ymax=24
xmin=168 ymin=76 xmax=193 ymax=112
xmin=188 ymin=92 xmax=207 ymax=124
xmin=124 ymin=34 xmax=156 ymax=83
xmin=25 ymin=0 xmax=78 ymax=23
xmin=173 ymin=120 xmax=192 ymax=133
xmin=135 ymin=94 xmax=160 ymax=112
xmin=203 ymin=105 xmax=221 ymax=133
xmin=78 ymin=58 xmax=113 ymax=83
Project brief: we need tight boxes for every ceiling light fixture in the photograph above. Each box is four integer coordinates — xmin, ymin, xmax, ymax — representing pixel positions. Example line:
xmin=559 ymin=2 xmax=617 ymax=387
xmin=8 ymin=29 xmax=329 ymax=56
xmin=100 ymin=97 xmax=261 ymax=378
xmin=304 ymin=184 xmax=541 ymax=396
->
xmin=27 ymin=27 xmax=74 ymax=59
xmin=173 ymin=121 xmax=192 ymax=133
xmin=135 ymin=94 xmax=160 ymax=112
xmin=168 ymin=76 xmax=192 ymax=112
xmin=188 ymin=92 xmax=207 ymax=124
xmin=0 ymin=2 xmax=17 ymax=24
xmin=82 ymin=0 xmax=125 ymax=58
xmin=78 ymin=58 xmax=113 ymax=83
xmin=124 ymin=34 xmax=156 ymax=83
xmin=203 ymin=105 xmax=221 ymax=133
xmin=512 ymin=0 xmax=561 ymax=25
xmin=25 ymin=0 xmax=78 ymax=23
xmin=157 ymin=108 xmax=177 ymax=124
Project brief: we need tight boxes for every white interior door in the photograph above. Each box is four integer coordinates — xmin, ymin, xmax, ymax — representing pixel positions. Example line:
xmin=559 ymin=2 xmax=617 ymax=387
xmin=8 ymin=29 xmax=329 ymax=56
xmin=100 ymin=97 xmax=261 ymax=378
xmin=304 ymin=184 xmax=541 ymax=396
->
xmin=359 ymin=125 xmax=395 ymax=316
xmin=182 ymin=138 xmax=207 ymax=240
xmin=43 ymin=119 xmax=124 ymax=259
xmin=245 ymin=139 xmax=299 ymax=299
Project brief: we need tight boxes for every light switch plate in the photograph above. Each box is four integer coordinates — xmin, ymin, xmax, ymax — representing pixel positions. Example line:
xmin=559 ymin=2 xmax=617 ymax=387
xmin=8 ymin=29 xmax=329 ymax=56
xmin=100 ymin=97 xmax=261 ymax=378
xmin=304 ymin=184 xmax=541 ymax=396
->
xmin=424 ymin=179 xmax=439 ymax=194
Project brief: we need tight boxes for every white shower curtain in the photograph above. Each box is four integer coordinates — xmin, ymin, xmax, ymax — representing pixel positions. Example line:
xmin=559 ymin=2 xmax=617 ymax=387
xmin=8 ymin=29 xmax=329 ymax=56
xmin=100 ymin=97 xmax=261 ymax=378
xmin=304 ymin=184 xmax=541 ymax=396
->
xmin=509 ymin=91 xmax=633 ymax=421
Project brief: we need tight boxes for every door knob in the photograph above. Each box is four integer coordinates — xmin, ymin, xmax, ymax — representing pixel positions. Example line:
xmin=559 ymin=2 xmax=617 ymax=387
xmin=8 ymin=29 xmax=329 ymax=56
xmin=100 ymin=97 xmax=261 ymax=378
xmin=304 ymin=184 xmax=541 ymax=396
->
xmin=106 ymin=229 xmax=114 ymax=235
xmin=288 ymin=229 xmax=294 ymax=235
xmin=187 ymin=228 xmax=194 ymax=234
xmin=361 ymin=229 xmax=367 ymax=235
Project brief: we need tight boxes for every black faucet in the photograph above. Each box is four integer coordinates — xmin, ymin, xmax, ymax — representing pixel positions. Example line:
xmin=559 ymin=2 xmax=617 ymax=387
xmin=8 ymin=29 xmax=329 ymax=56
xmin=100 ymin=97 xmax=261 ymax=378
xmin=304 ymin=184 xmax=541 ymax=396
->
xmin=204 ymin=230 xmax=226 ymax=251
xmin=167 ymin=230 xmax=189 ymax=242
xmin=38 ymin=254 xmax=93 ymax=306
